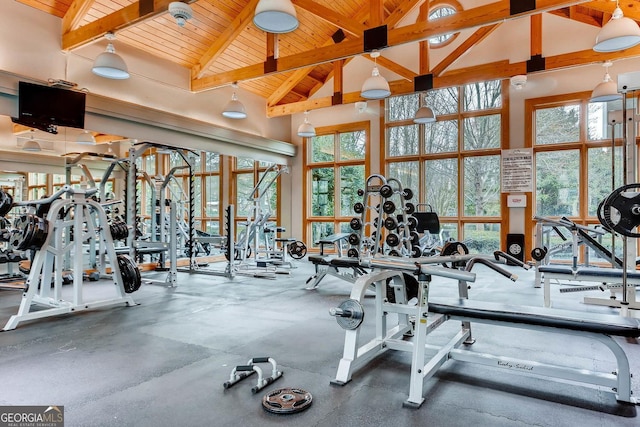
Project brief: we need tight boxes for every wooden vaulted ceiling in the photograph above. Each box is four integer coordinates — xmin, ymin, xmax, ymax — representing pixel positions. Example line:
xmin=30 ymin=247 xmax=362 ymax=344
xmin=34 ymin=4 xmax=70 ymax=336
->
xmin=15 ymin=0 xmax=640 ymax=117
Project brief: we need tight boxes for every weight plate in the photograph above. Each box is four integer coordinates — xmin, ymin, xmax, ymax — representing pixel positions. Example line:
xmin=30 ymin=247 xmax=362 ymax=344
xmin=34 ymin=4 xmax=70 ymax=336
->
xmin=440 ymin=241 xmax=469 ymax=268
xmin=0 ymin=191 xmax=13 ymax=217
xmin=386 ymin=273 xmax=419 ymax=303
xmin=347 ymin=248 xmax=359 ymax=258
xmin=262 ymin=387 xmax=313 ymax=415
xmin=288 ymin=241 xmax=307 ymax=259
xmin=117 ymin=254 xmax=141 ymax=293
xmin=600 ymin=184 xmax=640 ymax=237
xmin=333 ymin=299 xmax=364 ymax=330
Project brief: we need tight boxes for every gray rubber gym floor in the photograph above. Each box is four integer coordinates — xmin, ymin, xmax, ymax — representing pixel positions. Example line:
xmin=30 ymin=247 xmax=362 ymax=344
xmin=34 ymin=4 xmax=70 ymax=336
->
xmin=0 ymin=258 xmax=638 ymax=427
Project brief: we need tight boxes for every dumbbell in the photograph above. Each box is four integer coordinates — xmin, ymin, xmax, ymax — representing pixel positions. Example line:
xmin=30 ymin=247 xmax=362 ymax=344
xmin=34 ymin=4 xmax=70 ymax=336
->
xmin=386 ymin=233 xmax=400 ymax=247
xmin=353 ymin=202 xmax=365 ymax=214
xmin=381 ymin=200 xmax=415 ymax=215
xmin=347 ymin=248 xmax=359 ymax=258
xmin=348 ymin=233 xmax=360 ymax=246
xmin=384 ymin=216 xmax=398 ymax=230
xmin=350 ymin=218 xmax=362 ymax=231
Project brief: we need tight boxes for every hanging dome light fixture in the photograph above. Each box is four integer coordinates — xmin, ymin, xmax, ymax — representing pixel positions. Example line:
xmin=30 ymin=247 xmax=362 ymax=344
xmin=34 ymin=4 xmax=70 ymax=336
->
xmin=590 ymin=61 xmax=622 ymax=103
xmin=297 ymin=111 xmax=316 ymax=137
xmin=92 ymin=32 xmax=130 ymax=80
xmin=593 ymin=0 xmax=640 ymax=52
xmin=414 ymin=92 xmax=436 ymax=124
xmin=361 ymin=51 xmax=391 ymax=100
xmin=222 ymin=83 xmax=247 ymax=119
xmin=253 ymin=0 xmax=299 ymax=33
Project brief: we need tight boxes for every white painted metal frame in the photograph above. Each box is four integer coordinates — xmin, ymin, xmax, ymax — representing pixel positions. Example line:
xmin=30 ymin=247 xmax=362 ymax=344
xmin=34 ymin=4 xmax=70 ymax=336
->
xmin=3 ymin=186 xmax=136 ymax=331
xmin=331 ymin=270 xmax=638 ymax=408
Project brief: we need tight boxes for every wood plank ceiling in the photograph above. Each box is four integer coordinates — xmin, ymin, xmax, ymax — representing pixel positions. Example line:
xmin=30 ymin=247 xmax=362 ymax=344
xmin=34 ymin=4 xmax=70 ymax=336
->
xmin=14 ymin=0 xmax=640 ymax=117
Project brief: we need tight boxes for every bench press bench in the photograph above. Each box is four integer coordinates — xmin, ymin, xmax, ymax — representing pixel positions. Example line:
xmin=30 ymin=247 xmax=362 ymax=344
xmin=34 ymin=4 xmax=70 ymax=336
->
xmin=306 ymin=234 xmax=362 ymax=289
xmin=538 ymin=265 xmax=640 ymax=308
xmin=330 ymin=266 xmax=640 ymax=409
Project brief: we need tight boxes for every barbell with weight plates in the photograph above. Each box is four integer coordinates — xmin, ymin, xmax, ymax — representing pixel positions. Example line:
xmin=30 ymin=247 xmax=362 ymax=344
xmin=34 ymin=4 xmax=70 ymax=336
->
xmin=329 ymin=299 xmax=365 ymax=330
xmin=110 ymin=221 xmax=129 ymax=241
xmin=11 ymin=214 xmax=48 ymax=251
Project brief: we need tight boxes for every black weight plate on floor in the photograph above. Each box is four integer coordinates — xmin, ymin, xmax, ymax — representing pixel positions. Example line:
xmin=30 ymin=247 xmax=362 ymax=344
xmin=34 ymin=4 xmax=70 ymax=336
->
xmin=262 ymin=388 xmax=313 ymax=415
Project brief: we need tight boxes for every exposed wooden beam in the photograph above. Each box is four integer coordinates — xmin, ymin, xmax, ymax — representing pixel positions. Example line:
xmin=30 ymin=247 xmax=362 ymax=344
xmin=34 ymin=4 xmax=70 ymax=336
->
xmin=418 ymin=2 xmax=430 ymax=74
xmin=191 ymin=0 xmax=590 ymax=92
xmin=292 ymin=0 xmax=366 ymax=37
xmin=531 ymin=14 xmax=542 ymax=56
xmin=192 ymin=0 xmax=260 ymax=79
xmin=367 ymin=54 xmax=416 ymax=81
xmin=267 ymin=66 xmax=316 ymax=106
xmin=385 ymin=0 xmax=424 ymax=29
xmin=267 ymin=40 xmax=640 ymax=117
xmin=62 ymin=0 xmax=96 ymax=34
xmin=370 ymin=0 xmax=385 ymax=26
xmin=62 ymin=0 xmax=197 ymax=50
xmin=431 ymin=24 xmax=500 ymax=76
xmin=581 ymin=1 xmax=640 ymax=21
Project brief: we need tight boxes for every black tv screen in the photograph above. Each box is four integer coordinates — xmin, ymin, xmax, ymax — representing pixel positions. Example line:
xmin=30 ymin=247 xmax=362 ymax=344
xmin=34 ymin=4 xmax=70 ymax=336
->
xmin=18 ymin=81 xmax=86 ymax=130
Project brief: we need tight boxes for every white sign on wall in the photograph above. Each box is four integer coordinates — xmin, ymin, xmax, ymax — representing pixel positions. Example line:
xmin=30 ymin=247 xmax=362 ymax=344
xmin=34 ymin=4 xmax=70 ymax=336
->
xmin=501 ymin=148 xmax=533 ymax=193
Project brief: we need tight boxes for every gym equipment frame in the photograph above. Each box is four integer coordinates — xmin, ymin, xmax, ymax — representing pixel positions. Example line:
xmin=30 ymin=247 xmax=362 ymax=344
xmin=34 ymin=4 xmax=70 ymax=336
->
xmin=329 ymin=256 xmax=639 ymax=409
xmin=3 ymin=185 xmax=137 ymax=331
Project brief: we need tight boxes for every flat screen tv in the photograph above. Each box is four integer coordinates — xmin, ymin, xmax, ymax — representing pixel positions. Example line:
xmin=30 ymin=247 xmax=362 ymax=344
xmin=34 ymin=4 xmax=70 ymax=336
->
xmin=16 ymin=81 xmax=86 ymax=131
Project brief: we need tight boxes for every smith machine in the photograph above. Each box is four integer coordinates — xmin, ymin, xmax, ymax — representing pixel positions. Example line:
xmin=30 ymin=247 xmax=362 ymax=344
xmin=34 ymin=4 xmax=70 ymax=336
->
xmin=3 ymin=185 xmax=140 ymax=331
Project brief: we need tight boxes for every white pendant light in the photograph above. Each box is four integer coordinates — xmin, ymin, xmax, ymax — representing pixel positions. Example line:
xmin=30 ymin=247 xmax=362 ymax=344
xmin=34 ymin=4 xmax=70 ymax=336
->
xmin=76 ymin=130 xmax=96 ymax=145
xmin=22 ymin=132 xmax=41 ymax=152
xmin=361 ymin=52 xmax=391 ymax=100
xmin=590 ymin=61 xmax=622 ymax=102
xmin=222 ymin=83 xmax=247 ymax=119
xmin=254 ymin=0 xmax=299 ymax=34
xmin=593 ymin=1 xmax=640 ymax=52
xmin=92 ymin=32 xmax=130 ymax=80
xmin=414 ymin=96 xmax=436 ymax=124
xmin=297 ymin=111 xmax=316 ymax=137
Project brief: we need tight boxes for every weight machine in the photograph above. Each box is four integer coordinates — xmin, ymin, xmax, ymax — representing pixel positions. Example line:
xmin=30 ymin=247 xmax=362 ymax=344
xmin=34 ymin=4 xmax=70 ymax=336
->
xmin=2 ymin=185 xmax=139 ymax=331
xmin=234 ymin=164 xmax=306 ymax=276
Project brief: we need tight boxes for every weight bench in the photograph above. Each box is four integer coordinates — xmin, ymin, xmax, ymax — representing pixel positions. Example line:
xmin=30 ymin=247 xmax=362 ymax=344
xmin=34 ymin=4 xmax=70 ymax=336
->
xmin=306 ymin=256 xmax=367 ymax=290
xmin=538 ymin=265 xmax=640 ymax=308
xmin=330 ymin=268 xmax=640 ymax=409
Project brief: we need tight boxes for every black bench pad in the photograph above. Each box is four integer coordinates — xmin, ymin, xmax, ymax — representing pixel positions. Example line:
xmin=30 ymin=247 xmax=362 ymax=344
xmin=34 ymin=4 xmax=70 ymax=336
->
xmin=308 ymin=255 xmax=331 ymax=265
xmin=330 ymin=257 xmax=360 ymax=268
xmin=429 ymin=297 xmax=640 ymax=338
xmin=538 ymin=265 xmax=575 ymax=275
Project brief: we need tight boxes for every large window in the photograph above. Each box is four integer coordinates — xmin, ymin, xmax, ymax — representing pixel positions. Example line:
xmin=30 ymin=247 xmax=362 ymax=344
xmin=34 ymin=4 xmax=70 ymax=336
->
xmin=232 ymin=158 xmax=281 ymax=240
xmin=385 ymin=80 xmax=505 ymax=253
xmin=304 ymin=122 xmax=368 ymax=250
xmin=527 ymin=93 xmax=626 ymax=263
